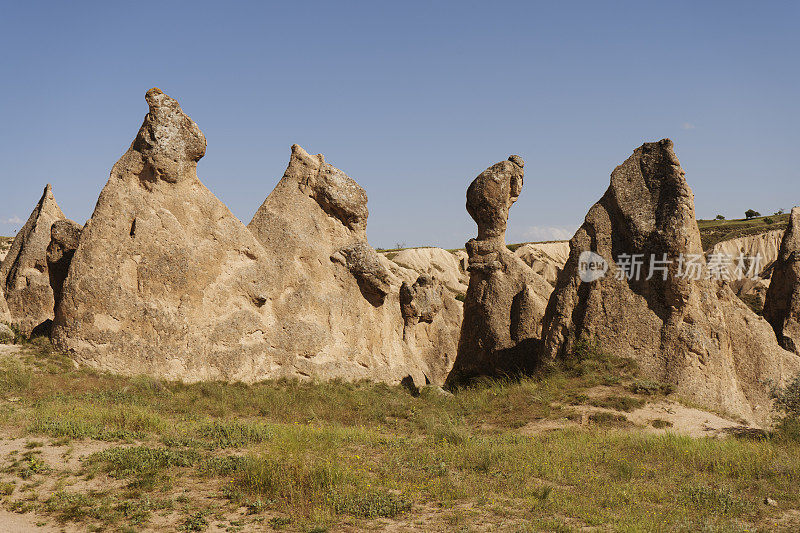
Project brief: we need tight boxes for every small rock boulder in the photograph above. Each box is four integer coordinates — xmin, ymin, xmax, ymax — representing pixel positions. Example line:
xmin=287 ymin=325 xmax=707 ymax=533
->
xmin=400 ymin=275 xmax=444 ymax=329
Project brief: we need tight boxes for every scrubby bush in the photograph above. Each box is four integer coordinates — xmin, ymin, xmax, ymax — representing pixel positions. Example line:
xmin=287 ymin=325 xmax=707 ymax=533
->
xmin=771 ymin=374 xmax=800 ymax=441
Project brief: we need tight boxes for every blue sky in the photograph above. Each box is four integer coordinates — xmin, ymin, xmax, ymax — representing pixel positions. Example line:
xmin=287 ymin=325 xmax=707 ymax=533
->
xmin=1 ymin=1 xmax=797 ymax=248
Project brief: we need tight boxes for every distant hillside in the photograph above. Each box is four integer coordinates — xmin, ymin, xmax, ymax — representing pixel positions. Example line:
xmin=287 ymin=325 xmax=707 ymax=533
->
xmin=697 ymin=214 xmax=789 ymax=251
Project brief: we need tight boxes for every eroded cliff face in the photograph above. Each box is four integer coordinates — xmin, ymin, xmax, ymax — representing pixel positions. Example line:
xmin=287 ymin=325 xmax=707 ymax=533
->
xmin=541 ymin=139 xmax=800 ymax=425
xmin=0 ymin=184 xmax=66 ymax=335
xmin=763 ymin=207 xmax=800 ymax=354
xmin=248 ymin=144 xmax=460 ymax=385
xmin=446 ymin=156 xmax=553 ymax=385
xmin=709 ymin=229 xmax=784 ymax=278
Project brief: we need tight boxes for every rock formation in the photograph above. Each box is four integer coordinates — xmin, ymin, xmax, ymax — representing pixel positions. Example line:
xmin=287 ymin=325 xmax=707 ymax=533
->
xmin=446 ymin=156 xmax=553 ymax=385
xmin=708 ymin=228 xmax=784 ymax=278
xmin=388 ymin=247 xmax=469 ymax=295
xmin=763 ymin=207 xmax=800 ymax=354
xmin=0 ymin=285 xmax=11 ymax=326
xmin=248 ymin=144 xmax=461 ymax=386
xmin=52 ymin=88 xmax=276 ymax=381
xmin=541 ymin=139 xmax=800 ymax=424
xmin=0 ymin=184 xmax=66 ymax=335
xmin=513 ymin=241 xmax=570 ymax=286
xmin=46 ymin=219 xmax=83 ymax=311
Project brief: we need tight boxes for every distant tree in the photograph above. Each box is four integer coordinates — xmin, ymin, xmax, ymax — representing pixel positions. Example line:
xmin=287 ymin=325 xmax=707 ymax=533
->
xmin=715 ymin=214 xmax=725 ymax=220
xmin=776 ymin=208 xmax=785 ymax=215
xmin=745 ymin=209 xmax=760 ymax=219
xmin=764 ymin=217 xmax=775 ymax=225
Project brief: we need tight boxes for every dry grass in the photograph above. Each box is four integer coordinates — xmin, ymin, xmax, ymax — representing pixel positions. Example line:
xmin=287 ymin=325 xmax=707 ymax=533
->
xmin=0 ymin=339 xmax=798 ymax=531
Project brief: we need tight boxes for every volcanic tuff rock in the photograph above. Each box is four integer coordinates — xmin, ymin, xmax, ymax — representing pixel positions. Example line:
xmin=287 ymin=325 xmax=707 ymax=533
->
xmin=763 ymin=207 xmax=800 ymax=354
xmin=46 ymin=219 xmax=83 ymax=311
xmin=513 ymin=241 xmax=570 ymax=286
xmin=541 ymin=139 xmax=800 ymax=424
xmin=446 ymin=156 xmax=553 ymax=385
xmin=248 ymin=144 xmax=461 ymax=386
xmin=52 ymin=88 xmax=275 ymax=381
xmin=389 ymin=247 xmax=469 ymax=294
xmin=0 ymin=285 xmax=10 ymax=325
xmin=709 ymin=228 xmax=784 ymax=279
xmin=0 ymin=184 xmax=66 ymax=335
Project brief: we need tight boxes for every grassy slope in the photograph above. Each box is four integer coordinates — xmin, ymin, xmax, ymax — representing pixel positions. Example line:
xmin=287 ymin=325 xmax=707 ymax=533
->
xmin=0 ymin=340 xmax=798 ymax=531
xmin=697 ymin=214 xmax=789 ymax=251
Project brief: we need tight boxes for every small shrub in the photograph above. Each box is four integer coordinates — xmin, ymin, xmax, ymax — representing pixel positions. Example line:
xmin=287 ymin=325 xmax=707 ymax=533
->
xmin=629 ymin=380 xmax=674 ymax=396
xmin=0 ymin=481 xmax=15 ymax=495
xmin=588 ymin=412 xmax=631 ymax=427
xmin=681 ymin=485 xmax=744 ymax=515
xmin=771 ymin=373 xmax=800 ymax=440
xmin=330 ymin=490 xmax=412 ymax=518
xmin=764 ymin=217 xmax=775 ymax=225
xmin=650 ymin=419 xmax=673 ymax=429
xmin=181 ymin=511 xmax=208 ymax=531
xmin=588 ymin=396 xmax=646 ymax=412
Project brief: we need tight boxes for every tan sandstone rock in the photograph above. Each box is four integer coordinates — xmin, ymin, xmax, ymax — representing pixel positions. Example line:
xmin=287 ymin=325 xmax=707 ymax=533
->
xmin=513 ymin=241 xmax=570 ymax=286
xmin=446 ymin=156 xmax=553 ymax=385
xmin=248 ymin=144 xmax=461 ymax=385
xmin=763 ymin=207 xmax=800 ymax=354
xmin=52 ymin=88 xmax=276 ymax=381
xmin=709 ymin=228 xmax=784 ymax=278
xmin=46 ymin=219 xmax=83 ymax=311
xmin=0 ymin=285 xmax=10 ymax=326
xmin=389 ymin=247 xmax=469 ymax=294
xmin=541 ymin=139 xmax=800 ymax=425
xmin=0 ymin=184 xmax=66 ymax=335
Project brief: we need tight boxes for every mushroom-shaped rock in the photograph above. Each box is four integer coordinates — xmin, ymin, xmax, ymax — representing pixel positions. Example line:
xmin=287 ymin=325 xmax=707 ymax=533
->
xmin=446 ymin=156 xmax=552 ymax=386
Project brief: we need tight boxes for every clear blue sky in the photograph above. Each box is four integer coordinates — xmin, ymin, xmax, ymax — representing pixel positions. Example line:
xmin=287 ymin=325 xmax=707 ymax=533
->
xmin=1 ymin=1 xmax=797 ymax=248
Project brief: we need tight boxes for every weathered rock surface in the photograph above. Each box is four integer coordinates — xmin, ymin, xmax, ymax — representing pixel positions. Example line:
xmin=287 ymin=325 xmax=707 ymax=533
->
xmin=388 ymin=247 xmax=469 ymax=294
xmin=248 ymin=144 xmax=461 ymax=386
xmin=513 ymin=241 xmax=570 ymax=286
xmin=709 ymin=228 xmax=784 ymax=279
xmin=0 ymin=184 xmax=66 ymax=335
xmin=541 ymin=139 xmax=800 ymax=424
xmin=763 ymin=207 xmax=800 ymax=354
xmin=446 ymin=156 xmax=553 ymax=385
xmin=0 ymin=286 xmax=10 ymax=326
xmin=400 ymin=275 xmax=444 ymax=329
xmin=52 ymin=88 xmax=276 ymax=381
xmin=0 ymin=322 xmax=13 ymax=343
xmin=46 ymin=219 xmax=83 ymax=311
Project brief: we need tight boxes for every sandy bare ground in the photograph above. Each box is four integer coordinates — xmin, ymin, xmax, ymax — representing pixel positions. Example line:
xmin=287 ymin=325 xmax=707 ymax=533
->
xmin=520 ymin=385 xmax=751 ymax=438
